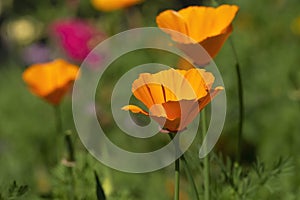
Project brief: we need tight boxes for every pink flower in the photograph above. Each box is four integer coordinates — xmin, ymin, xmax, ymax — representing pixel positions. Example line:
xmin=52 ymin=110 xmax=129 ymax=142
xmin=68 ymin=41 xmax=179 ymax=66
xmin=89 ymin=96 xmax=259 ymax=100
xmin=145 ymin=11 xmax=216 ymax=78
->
xmin=50 ymin=19 xmax=106 ymax=62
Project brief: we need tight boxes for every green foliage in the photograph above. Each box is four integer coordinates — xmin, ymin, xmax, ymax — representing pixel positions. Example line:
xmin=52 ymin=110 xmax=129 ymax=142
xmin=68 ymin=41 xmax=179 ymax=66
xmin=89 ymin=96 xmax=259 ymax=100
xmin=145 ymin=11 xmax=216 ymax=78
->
xmin=0 ymin=181 xmax=29 ymax=199
xmin=211 ymin=155 xmax=292 ymax=200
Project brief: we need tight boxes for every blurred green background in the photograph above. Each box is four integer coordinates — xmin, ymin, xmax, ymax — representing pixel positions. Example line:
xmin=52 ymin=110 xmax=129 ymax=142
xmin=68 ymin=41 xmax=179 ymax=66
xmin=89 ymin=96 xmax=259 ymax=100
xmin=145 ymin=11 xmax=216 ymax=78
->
xmin=0 ymin=0 xmax=300 ymax=199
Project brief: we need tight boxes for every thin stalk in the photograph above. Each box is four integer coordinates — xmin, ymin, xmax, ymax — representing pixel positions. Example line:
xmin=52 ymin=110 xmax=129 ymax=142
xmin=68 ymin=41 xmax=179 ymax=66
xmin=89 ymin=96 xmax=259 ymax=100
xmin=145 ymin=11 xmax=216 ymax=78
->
xmin=201 ymin=109 xmax=210 ymax=200
xmin=229 ymin=38 xmax=244 ymax=162
xmin=53 ymin=105 xmax=75 ymax=200
xmin=53 ymin=106 xmax=62 ymax=164
xmin=175 ymin=157 xmax=180 ymax=200
xmin=168 ymin=133 xmax=180 ymax=200
xmin=181 ymin=156 xmax=200 ymax=200
xmin=168 ymin=134 xmax=199 ymax=200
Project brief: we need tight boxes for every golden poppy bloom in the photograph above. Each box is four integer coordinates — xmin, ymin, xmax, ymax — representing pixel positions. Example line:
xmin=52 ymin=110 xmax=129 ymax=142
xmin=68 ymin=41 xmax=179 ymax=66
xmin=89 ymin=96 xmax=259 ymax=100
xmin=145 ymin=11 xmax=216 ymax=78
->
xmin=156 ymin=5 xmax=239 ymax=66
xmin=122 ymin=68 xmax=223 ymax=132
xmin=22 ymin=59 xmax=79 ymax=105
xmin=91 ymin=0 xmax=142 ymax=12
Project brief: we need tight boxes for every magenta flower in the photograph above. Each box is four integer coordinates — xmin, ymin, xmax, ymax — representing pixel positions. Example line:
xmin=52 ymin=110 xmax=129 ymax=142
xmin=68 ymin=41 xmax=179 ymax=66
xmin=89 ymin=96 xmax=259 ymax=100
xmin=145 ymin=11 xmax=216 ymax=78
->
xmin=50 ymin=19 xmax=106 ymax=62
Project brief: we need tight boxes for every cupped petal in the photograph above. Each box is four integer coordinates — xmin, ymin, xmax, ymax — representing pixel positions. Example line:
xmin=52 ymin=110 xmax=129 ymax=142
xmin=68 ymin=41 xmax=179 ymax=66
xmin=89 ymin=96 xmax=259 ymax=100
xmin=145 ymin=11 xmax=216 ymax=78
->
xmin=149 ymin=99 xmax=200 ymax=132
xmin=178 ymin=5 xmax=239 ymax=42
xmin=122 ymin=68 xmax=224 ymax=133
xmin=156 ymin=10 xmax=191 ymax=43
xmin=199 ymin=24 xmax=233 ymax=60
xmin=121 ymin=105 xmax=149 ymax=116
xmin=184 ymin=68 xmax=210 ymax=98
xmin=176 ymin=24 xmax=232 ymax=66
xmin=132 ymin=68 xmax=217 ymax=109
xmin=132 ymin=73 xmax=167 ymax=108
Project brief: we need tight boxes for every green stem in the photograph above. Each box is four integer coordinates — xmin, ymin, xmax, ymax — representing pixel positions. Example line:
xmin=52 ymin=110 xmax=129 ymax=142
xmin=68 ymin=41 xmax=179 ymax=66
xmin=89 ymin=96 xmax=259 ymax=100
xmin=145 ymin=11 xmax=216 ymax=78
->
xmin=53 ymin=106 xmax=63 ymax=164
xmin=175 ymin=157 xmax=180 ymax=200
xmin=168 ymin=134 xmax=199 ymax=200
xmin=65 ymin=131 xmax=75 ymax=162
xmin=53 ymin=105 xmax=75 ymax=200
xmin=168 ymin=133 xmax=180 ymax=200
xmin=229 ymin=38 xmax=244 ymax=162
xmin=181 ymin=156 xmax=200 ymax=200
xmin=201 ymin=110 xmax=210 ymax=200
xmin=53 ymin=106 xmax=75 ymax=163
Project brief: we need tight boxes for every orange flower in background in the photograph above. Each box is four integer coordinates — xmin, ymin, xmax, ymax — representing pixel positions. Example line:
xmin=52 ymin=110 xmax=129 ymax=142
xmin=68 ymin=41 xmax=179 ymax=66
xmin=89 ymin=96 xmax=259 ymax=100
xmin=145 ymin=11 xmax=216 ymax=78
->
xmin=91 ymin=0 xmax=142 ymax=12
xmin=156 ymin=5 xmax=239 ymax=66
xmin=122 ymin=68 xmax=223 ymax=132
xmin=22 ymin=59 xmax=79 ymax=105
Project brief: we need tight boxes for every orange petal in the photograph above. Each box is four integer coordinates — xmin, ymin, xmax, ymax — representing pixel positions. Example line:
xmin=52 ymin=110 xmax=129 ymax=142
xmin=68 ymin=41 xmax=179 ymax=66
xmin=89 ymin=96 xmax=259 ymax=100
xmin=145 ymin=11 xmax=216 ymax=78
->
xmin=149 ymin=99 xmax=201 ymax=132
xmin=132 ymin=73 xmax=166 ymax=108
xmin=199 ymin=24 xmax=233 ymax=59
xmin=164 ymin=100 xmax=200 ymax=130
xmin=198 ymin=86 xmax=224 ymax=110
xmin=178 ymin=5 xmax=239 ymax=42
xmin=156 ymin=10 xmax=191 ymax=43
xmin=177 ymin=58 xmax=195 ymax=70
xmin=121 ymin=105 xmax=149 ymax=116
xmin=184 ymin=68 xmax=209 ymax=99
xmin=132 ymin=68 xmax=217 ymax=108
xmin=176 ymin=25 xmax=232 ymax=66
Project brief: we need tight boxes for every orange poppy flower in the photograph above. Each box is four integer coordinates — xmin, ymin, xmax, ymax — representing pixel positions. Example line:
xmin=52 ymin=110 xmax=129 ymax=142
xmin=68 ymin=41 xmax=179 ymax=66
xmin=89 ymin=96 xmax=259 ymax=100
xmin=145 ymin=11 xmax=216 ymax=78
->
xmin=156 ymin=5 xmax=239 ymax=66
xmin=91 ymin=0 xmax=142 ymax=12
xmin=122 ymin=68 xmax=223 ymax=132
xmin=22 ymin=59 xmax=79 ymax=105
xmin=177 ymin=57 xmax=195 ymax=70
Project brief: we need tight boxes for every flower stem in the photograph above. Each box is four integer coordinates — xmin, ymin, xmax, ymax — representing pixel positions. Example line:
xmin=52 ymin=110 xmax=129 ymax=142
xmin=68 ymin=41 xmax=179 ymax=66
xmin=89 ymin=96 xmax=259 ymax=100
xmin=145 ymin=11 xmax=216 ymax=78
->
xmin=53 ymin=105 xmax=75 ymax=200
xmin=175 ymin=157 xmax=180 ymax=200
xmin=53 ymin=106 xmax=75 ymax=163
xmin=53 ymin=106 xmax=63 ymax=164
xmin=168 ymin=133 xmax=181 ymax=200
xmin=229 ymin=38 xmax=244 ymax=162
xmin=168 ymin=134 xmax=199 ymax=200
xmin=201 ymin=109 xmax=210 ymax=200
xmin=181 ymin=156 xmax=200 ymax=200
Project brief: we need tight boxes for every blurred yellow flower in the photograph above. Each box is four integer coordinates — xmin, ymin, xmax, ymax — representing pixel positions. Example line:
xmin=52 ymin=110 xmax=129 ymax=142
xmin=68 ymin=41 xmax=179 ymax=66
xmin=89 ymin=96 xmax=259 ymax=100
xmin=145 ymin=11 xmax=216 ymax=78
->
xmin=6 ymin=17 xmax=43 ymax=45
xmin=122 ymin=68 xmax=223 ymax=132
xmin=22 ymin=59 xmax=79 ymax=105
xmin=156 ymin=5 xmax=239 ymax=66
xmin=91 ymin=0 xmax=142 ymax=11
